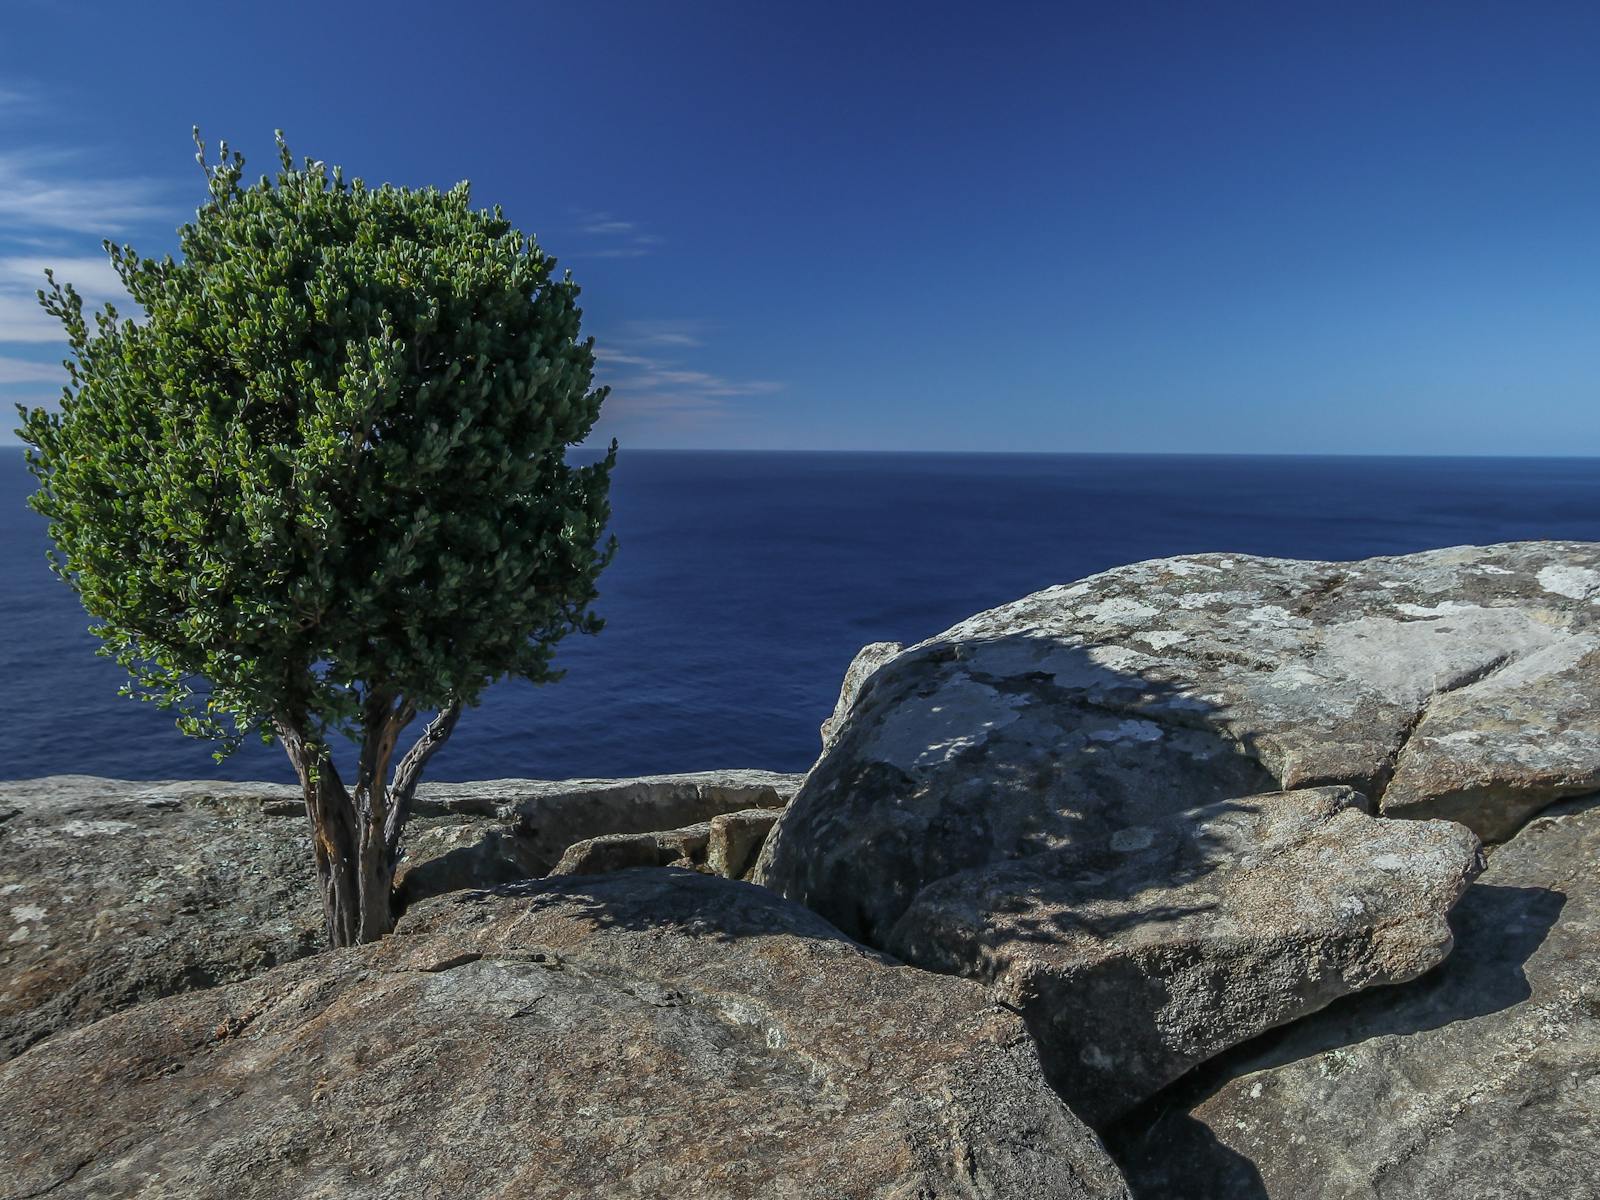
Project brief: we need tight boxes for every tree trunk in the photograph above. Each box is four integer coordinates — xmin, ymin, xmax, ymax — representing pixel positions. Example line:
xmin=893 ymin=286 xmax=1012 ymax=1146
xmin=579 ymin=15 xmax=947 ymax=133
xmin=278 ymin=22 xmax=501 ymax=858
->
xmin=278 ymin=724 xmax=363 ymax=947
xmin=276 ymin=698 xmax=461 ymax=949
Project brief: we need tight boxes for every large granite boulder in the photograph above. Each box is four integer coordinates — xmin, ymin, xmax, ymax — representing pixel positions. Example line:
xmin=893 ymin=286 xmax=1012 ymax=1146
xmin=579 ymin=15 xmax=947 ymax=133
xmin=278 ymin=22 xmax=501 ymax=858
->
xmin=755 ymin=543 xmax=1596 ymax=1115
xmin=1113 ymin=794 xmax=1600 ymax=1199
xmin=1 ymin=870 xmax=1131 ymax=1200
xmin=820 ymin=640 xmax=905 ymax=749
xmin=2 ymin=771 xmax=802 ymax=1061
xmin=885 ymin=786 xmax=1481 ymax=1124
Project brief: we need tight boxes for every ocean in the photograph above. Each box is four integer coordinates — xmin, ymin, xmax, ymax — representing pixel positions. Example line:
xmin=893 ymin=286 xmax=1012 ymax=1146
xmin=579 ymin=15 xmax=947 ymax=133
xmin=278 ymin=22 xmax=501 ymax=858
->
xmin=3 ymin=449 xmax=1597 ymax=783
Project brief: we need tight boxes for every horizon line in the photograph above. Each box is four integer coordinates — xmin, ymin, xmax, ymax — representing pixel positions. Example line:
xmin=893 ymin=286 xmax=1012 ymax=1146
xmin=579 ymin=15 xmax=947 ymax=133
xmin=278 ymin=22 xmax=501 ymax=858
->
xmin=2 ymin=443 xmax=1597 ymax=462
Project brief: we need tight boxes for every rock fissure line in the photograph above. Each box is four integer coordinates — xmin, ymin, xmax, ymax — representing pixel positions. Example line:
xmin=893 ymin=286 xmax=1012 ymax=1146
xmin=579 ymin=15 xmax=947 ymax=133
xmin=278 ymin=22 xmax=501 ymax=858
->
xmin=1374 ymin=651 xmax=1517 ymax=808
xmin=12 ymin=1153 xmax=94 ymax=1199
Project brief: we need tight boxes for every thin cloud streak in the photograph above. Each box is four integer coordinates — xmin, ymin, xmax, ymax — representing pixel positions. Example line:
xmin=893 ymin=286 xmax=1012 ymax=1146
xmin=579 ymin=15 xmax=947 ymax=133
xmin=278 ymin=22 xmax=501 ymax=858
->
xmin=0 ymin=354 xmax=62 ymax=385
xmin=0 ymin=255 xmax=132 ymax=342
xmin=592 ymin=325 xmax=783 ymax=434
xmin=0 ymin=152 xmax=174 ymax=235
xmin=570 ymin=209 xmax=661 ymax=258
xmin=618 ymin=319 xmax=708 ymax=348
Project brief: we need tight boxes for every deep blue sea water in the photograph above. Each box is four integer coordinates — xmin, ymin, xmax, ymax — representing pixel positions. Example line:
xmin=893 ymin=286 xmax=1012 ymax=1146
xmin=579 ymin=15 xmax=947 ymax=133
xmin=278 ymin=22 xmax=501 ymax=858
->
xmin=3 ymin=449 xmax=1598 ymax=783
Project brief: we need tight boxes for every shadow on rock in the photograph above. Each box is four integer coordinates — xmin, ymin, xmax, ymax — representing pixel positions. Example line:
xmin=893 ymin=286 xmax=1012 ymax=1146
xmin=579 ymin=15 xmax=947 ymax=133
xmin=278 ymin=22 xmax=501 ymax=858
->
xmin=403 ymin=865 xmax=902 ymax=959
xmin=760 ymin=636 xmax=1279 ymax=946
xmin=756 ymin=634 xmax=1486 ymax=1127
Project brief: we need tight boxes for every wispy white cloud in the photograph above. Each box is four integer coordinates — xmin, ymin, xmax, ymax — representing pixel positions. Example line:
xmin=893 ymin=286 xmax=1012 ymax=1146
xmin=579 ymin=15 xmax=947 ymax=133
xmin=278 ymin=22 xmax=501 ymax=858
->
xmin=592 ymin=324 xmax=782 ymax=433
xmin=1 ymin=254 xmax=127 ymax=297
xmin=0 ymin=255 xmax=131 ymax=342
xmin=617 ymin=319 xmax=709 ymax=348
xmin=0 ymin=151 xmax=174 ymax=236
xmin=580 ymin=217 xmax=638 ymax=235
xmin=0 ymin=354 xmax=62 ymax=385
xmin=614 ymin=367 xmax=783 ymax=398
xmin=591 ymin=348 xmax=652 ymax=367
xmin=0 ymin=294 xmax=61 ymax=343
xmin=0 ymin=121 xmax=164 ymax=352
xmin=570 ymin=209 xmax=662 ymax=259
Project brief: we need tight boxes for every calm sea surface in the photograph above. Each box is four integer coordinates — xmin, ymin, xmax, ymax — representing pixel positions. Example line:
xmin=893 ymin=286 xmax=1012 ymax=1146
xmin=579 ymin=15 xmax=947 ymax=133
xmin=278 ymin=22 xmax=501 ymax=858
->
xmin=3 ymin=449 xmax=1597 ymax=783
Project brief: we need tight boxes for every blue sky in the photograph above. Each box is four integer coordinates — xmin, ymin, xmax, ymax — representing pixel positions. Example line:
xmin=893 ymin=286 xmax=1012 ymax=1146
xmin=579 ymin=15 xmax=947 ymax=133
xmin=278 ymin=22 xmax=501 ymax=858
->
xmin=1 ymin=0 xmax=1597 ymax=453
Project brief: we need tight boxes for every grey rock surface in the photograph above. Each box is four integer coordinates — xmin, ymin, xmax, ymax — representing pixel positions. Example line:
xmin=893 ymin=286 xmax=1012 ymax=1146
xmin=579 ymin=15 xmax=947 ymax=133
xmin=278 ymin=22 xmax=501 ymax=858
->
xmin=548 ymin=820 xmax=713 ymax=875
xmin=1112 ymin=795 xmax=1600 ymax=1199
xmin=549 ymin=807 xmax=790 ymax=881
xmin=2 ymin=770 xmax=802 ymax=1060
xmin=756 ymin=543 xmax=1596 ymax=1115
xmin=885 ymin=786 xmax=1481 ymax=1125
xmin=417 ymin=769 xmax=804 ymax=872
xmin=708 ymin=807 xmax=786 ymax=879
xmin=2 ymin=871 xmax=1131 ymax=1200
xmin=0 ymin=776 xmax=322 ymax=1063
xmin=821 ymin=640 xmax=904 ymax=749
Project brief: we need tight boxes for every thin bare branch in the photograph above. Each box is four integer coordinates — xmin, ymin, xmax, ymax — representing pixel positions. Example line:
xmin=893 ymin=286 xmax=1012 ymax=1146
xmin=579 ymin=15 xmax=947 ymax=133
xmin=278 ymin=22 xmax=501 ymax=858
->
xmin=384 ymin=698 xmax=462 ymax=856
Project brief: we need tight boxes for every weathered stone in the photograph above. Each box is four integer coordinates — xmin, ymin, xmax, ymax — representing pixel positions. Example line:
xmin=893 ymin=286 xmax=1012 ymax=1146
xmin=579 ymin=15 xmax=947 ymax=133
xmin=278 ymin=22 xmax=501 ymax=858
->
xmin=391 ymin=817 xmax=544 ymax=909
xmin=2 ymin=770 xmax=803 ymax=1060
xmin=707 ymin=807 xmax=786 ymax=879
xmin=548 ymin=821 xmax=712 ymax=875
xmin=417 ymin=769 xmax=804 ymax=872
xmin=885 ymin=786 xmax=1481 ymax=1125
xmin=1113 ymin=795 xmax=1600 ymax=1199
xmin=756 ymin=544 xmax=1594 ymax=1115
xmin=0 ymin=776 xmax=321 ymax=1063
xmin=1 ymin=871 xmax=1131 ymax=1200
xmin=820 ymin=640 xmax=904 ymax=749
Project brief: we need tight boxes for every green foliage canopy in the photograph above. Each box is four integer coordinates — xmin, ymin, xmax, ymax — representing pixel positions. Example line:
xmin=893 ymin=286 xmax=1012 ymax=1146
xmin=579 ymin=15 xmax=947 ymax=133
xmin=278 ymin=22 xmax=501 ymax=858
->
xmin=18 ymin=132 xmax=616 ymax=756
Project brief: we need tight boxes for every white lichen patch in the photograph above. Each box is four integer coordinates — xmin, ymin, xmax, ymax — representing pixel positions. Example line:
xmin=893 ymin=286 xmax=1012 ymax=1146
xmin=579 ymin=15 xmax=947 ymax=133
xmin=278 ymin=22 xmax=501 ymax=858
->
xmin=1536 ymin=564 xmax=1600 ymax=601
xmin=60 ymin=819 xmax=138 ymax=838
xmin=1245 ymin=605 xmax=1304 ymax=626
xmin=864 ymin=676 xmax=1028 ymax=772
xmin=1077 ymin=596 xmax=1160 ymax=626
xmin=1110 ymin=826 xmax=1156 ymax=851
xmin=1088 ymin=720 xmax=1165 ymax=744
xmin=9 ymin=904 xmax=45 ymax=923
xmin=1315 ymin=611 xmax=1558 ymax=706
xmin=1135 ymin=630 xmax=1187 ymax=650
xmin=1045 ymin=645 xmax=1160 ymax=691
xmin=1176 ymin=591 xmax=1261 ymax=611
xmin=1430 ymin=730 xmax=1487 ymax=747
xmin=1395 ymin=601 xmax=1482 ymax=618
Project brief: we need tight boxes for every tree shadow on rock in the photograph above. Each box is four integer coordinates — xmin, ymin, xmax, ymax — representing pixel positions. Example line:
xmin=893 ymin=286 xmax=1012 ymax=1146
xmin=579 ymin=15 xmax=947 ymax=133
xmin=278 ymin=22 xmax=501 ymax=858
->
xmin=411 ymin=866 xmax=903 ymax=959
xmin=784 ymin=634 xmax=1285 ymax=950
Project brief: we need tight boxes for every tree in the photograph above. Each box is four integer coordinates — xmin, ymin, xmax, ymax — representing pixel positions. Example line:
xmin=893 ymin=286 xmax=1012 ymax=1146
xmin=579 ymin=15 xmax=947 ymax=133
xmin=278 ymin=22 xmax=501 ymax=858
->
xmin=17 ymin=131 xmax=617 ymax=947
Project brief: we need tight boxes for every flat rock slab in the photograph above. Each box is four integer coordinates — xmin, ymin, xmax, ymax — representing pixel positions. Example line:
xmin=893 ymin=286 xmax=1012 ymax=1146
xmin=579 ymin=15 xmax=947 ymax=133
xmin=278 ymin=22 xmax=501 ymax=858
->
xmin=1 ymin=771 xmax=802 ymax=1060
xmin=885 ymin=787 xmax=1481 ymax=1125
xmin=549 ymin=807 xmax=789 ymax=881
xmin=2 ymin=871 xmax=1131 ymax=1200
xmin=1112 ymin=795 xmax=1600 ymax=1199
xmin=415 ymin=770 xmax=804 ymax=873
xmin=0 ymin=776 xmax=322 ymax=1063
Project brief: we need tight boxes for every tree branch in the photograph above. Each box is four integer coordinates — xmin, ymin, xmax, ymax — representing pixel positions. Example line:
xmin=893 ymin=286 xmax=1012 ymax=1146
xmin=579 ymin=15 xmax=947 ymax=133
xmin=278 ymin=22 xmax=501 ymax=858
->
xmin=384 ymin=698 xmax=462 ymax=856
